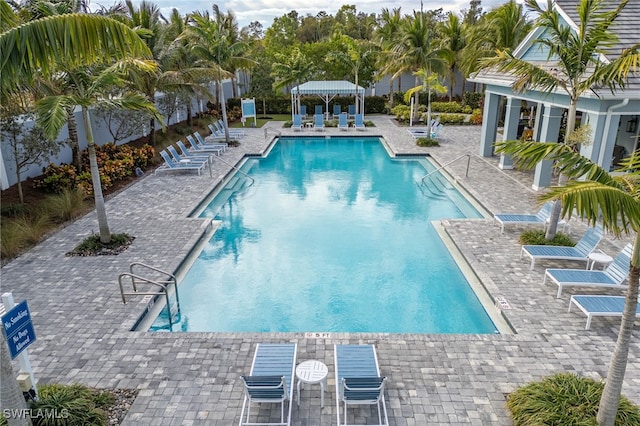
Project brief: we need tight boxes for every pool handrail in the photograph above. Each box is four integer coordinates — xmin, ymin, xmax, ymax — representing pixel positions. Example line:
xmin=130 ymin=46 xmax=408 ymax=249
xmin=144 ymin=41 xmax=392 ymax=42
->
xmin=421 ymin=154 xmax=470 ymax=184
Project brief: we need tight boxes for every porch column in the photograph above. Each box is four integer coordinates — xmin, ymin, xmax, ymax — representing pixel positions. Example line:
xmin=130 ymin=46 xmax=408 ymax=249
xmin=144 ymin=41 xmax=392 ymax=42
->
xmin=532 ymin=102 xmax=543 ymax=141
xmin=597 ymin=114 xmax=622 ymax=172
xmin=480 ymin=92 xmax=500 ymax=157
xmin=499 ymin=96 xmax=522 ymax=169
xmin=580 ymin=112 xmax=606 ymax=165
xmin=533 ymin=105 xmax=563 ymax=190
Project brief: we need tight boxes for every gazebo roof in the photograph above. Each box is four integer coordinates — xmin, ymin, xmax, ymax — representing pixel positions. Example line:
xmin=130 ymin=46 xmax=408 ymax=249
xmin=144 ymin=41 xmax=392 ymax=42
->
xmin=291 ymin=80 xmax=365 ymax=95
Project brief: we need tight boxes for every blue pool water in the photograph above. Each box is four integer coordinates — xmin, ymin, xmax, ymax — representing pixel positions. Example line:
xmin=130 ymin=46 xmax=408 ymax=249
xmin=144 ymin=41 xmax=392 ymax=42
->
xmin=150 ymin=137 xmax=497 ymax=333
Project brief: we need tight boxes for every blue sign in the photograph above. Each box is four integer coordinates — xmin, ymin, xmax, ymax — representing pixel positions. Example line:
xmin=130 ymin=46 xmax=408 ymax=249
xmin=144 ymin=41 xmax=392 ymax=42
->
xmin=2 ymin=300 xmax=36 ymax=359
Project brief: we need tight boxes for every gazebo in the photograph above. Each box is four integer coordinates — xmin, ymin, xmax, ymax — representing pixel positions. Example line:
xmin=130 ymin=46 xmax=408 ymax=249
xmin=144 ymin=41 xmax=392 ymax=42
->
xmin=290 ymin=80 xmax=365 ymax=120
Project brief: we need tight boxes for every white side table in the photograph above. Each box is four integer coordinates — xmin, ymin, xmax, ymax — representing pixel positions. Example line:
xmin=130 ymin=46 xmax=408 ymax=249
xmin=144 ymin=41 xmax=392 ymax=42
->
xmin=587 ymin=251 xmax=613 ymax=270
xmin=295 ymin=360 xmax=328 ymax=408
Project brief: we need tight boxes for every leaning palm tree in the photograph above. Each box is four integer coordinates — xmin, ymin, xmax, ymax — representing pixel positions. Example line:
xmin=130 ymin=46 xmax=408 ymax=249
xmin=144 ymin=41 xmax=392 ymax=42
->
xmin=482 ymin=0 xmax=640 ymax=239
xmin=439 ymin=12 xmax=467 ymax=101
xmin=495 ymin=139 xmax=640 ymax=426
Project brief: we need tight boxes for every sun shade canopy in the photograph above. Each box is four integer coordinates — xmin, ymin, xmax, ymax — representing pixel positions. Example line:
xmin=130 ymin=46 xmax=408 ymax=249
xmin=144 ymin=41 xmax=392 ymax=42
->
xmin=291 ymin=80 xmax=365 ymax=95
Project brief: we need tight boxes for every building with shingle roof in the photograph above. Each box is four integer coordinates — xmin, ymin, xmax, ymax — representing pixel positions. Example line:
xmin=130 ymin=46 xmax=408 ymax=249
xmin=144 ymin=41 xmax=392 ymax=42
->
xmin=470 ymin=0 xmax=640 ymax=189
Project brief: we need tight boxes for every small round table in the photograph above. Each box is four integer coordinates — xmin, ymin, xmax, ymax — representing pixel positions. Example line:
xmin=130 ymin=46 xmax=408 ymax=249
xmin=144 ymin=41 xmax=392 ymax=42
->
xmin=587 ymin=251 xmax=613 ymax=270
xmin=295 ymin=360 xmax=328 ymax=408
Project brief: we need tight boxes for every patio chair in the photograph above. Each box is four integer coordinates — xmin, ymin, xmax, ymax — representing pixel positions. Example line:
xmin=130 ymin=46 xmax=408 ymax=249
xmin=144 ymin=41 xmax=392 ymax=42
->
xmin=314 ymin=113 xmax=325 ymax=131
xmin=291 ymin=114 xmax=303 ymax=132
xmin=167 ymin=145 xmax=211 ymax=164
xmin=337 ymin=113 xmax=349 ymax=131
xmin=239 ymin=343 xmax=297 ymax=426
xmin=335 ymin=344 xmax=388 ymax=426
xmin=348 ymin=104 xmax=356 ymax=118
xmin=569 ymin=295 xmax=640 ymax=330
xmin=156 ymin=150 xmax=205 ymax=175
xmin=430 ymin=123 xmax=443 ymax=139
xmin=521 ymin=225 xmax=603 ymax=270
xmin=333 ymin=104 xmax=342 ymax=119
xmin=207 ymin=124 xmax=238 ymax=141
xmin=186 ymin=135 xmax=224 ymax=156
xmin=493 ymin=202 xmax=555 ymax=234
xmin=194 ymin=132 xmax=227 ymax=152
xmin=215 ymin=120 xmax=245 ymax=137
xmin=300 ymin=105 xmax=307 ymax=119
xmin=314 ymin=105 xmax=323 ymax=116
xmin=354 ymin=114 xmax=365 ymax=131
xmin=544 ymin=243 xmax=633 ymax=298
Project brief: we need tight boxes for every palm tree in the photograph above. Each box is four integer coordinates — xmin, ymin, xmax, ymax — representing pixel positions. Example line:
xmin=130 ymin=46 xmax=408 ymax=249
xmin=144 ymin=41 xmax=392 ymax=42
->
xmin=271 ymin=47 xmax=316 ymax=116
xmin=0 ymin=0 xmax=152 ymax=418
xmin=375 ymin=7 xmax=403 ymax=108
xmin=185 ymin=6 xmax=250 ymax=143
xmin=326 ymin=36 xmax=377 ymax=114
xmin=483 ymin=0 xmax=640 ymax=240
xmin=439 ymin=12 xmax=467 ymax=101
xmin=35 ymin=62 xmax=162 ymax=243
xmin=390 ymin=11 xmax=448 ymax=123
xmin=460 ymin=0 xmax=531 ymax=89
xmin=495 ymin=140 xmax=640 ymax=426
xmin=405 ymin=70 xmax=448 ymax=128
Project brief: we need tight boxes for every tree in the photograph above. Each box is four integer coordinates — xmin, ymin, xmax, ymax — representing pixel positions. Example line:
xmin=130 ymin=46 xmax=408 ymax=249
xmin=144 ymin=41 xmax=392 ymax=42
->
xmin=0 ymin=0 xmax=153 ymax=418
xmin=35 ymin=62 xmax=162 ymax=244
xmin=483 ymin=0 xmax=640 ymax=240
xmin=495 ymin=140 xmax=640 ymax=426
xmin=326 ymin=35 xmax=378 ymax=113
xmin=439 ymin=12 xmax=467 ymax=101
xmin=185 ymin=5 xmax=251 ymax=143
xmin=271 ymin=47 xmax=316 ymax=113
xmin=375 ymin=7 xmax=403 ymax=108
xmin=389 ymin=11 xmax=448 ymax=122
xmin=404 ymin=70 xmax=448 ymax=127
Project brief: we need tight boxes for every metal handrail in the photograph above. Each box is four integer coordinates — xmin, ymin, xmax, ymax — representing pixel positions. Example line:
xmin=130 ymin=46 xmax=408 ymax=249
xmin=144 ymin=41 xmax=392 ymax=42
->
xmin=118 ymin=265 xmax=181 ymax=331
xmin=421 ymin=154 xmax=471 ymax=184
xmin=213 ymin=155 xmax=256 ymax=185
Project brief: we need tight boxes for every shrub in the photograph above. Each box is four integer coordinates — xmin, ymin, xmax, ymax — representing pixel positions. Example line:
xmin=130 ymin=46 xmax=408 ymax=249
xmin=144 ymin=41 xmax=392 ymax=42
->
xmin=35 ymin=163 xmax=79 ymax=193
xmin=1 ymin=203 xmax=30 ymax=217
xmin=44 ymin=188 xmax=87 ymax=222
xmin=438 ymin=113 xmax=466 ymax=124
xmin=469 ymin=108 xmax=483 ymax=125
xmin=10 ymin=212 xmax=52 ymax=246
xmin=462 ymin=92 xmax=483 ymax=110
xmin=507 ymin=373 xmax=640 ymax=425
xmin=518 ymin=229 xmax=575 ymax=246
xmin=67 ymin=233 xmax=135 ymax=256
xmin=416 ymin=138 xmax=440 ymax=147
xmin=391 ymin=105 xmax=411 ymax=122
xmin=431 ymin=101 xmax=464 ymax=113
xmin=29 ymin=383 xmax=107 ymax=426
xmin=1 ymin=219 xmax=27 ymax=259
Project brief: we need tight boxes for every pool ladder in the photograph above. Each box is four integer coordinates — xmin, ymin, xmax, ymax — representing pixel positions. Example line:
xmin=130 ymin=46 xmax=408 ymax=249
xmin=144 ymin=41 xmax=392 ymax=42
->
xmin=118 ymin=263 xmax=181 ymax=331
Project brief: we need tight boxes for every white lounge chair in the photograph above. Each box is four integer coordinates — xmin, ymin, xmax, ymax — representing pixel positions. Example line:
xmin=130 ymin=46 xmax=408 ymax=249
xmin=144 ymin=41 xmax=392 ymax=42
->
xmin=167 ymin=145 xmax=211 ymax=164
xmin=544 ymin=243 xmax=632 ymax=298
xmin=430 ymin=123 xmax=443 ymax=139
xmin=193 ymin=132 xmax=227 ymax=152
xmin=239 ymin=343 xmax=297 ymax=426
xmin=337 ymin=113 xmax=349 ymax=131
xmin=186 ymin=135 xmax=224 ymax=155
xmin=521 ymin=225 xmax=602 ymax=270
xmin=354 ymin=114 xmax=365 ymax=131
xmin=156 ymin=150 xmax=205 ymax=175
xmin=569 ymin=295 xmax=640 ymax=330
xmin=335 ymin=344 xmax=388 ymax=426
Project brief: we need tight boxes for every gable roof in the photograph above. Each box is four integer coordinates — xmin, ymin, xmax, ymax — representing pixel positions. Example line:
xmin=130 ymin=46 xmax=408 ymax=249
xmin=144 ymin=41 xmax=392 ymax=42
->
xmin=471 ymin=0 xmax=640 ymax=98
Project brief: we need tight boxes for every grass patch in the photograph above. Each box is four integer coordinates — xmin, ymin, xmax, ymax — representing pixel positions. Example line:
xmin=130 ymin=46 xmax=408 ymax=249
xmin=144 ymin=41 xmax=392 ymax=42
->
xmin=66 ymin=233 xmax=135 ymax=256
xmin=416 ymin=137 xmax=440 ymax=147
xmin=518 ymin=229 xmax=575 ymax=246
xmin=507 ymin=373 xmax=640 ymax=425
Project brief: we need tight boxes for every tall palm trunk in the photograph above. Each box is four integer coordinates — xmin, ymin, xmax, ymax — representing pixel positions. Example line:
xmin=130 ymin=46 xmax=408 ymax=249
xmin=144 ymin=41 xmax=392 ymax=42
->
xmin=147 ymin=116 xmax=156 ymax=146
xmin=597 ymin=234 xmax=640 ymax=426
xmin=66 ymin=107 xmax=82 ymax=171
xmin=217 ymin=78 xmax=230 ymax=143
xmin=186 ymin=102 xmax=193 ymax=127
xmin=1 ymin=332 xmax=31 ymax=426
xmin=388 ymin=77 xmax=395 ymax=109
xmin=82 ymin=106 xmax=111 ymax=244
xmin=545 ymin=97 xmax=578 ymax=240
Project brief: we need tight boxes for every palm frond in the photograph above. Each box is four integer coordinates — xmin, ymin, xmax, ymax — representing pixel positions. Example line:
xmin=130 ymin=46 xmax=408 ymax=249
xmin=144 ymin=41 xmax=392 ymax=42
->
xmin=35 ymin=95 xmax=77 ymax=140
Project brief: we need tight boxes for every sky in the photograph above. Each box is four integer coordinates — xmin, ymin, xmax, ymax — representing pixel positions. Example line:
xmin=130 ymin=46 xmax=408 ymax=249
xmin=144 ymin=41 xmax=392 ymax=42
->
xmin=142 ymin=0 xmax=514 ymax=31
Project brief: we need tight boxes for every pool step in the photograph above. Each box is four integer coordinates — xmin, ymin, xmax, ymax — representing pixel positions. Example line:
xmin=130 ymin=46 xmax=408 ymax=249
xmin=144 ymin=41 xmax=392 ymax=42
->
xmin=148 ymin=301 xmax=182 ymax=332
xmin=419 ymin=174 xmax=451 ymax=199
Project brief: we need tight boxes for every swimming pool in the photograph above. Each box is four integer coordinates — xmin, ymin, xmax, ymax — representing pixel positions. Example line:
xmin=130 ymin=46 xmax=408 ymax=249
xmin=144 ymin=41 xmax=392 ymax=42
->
xmin=149 ymin=137 xmax=498 ymax=333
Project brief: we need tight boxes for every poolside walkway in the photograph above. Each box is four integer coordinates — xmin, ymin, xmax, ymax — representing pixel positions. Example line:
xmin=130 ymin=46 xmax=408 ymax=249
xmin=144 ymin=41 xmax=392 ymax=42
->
xmin=1 ymin=116 xmax=638 ymax=425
